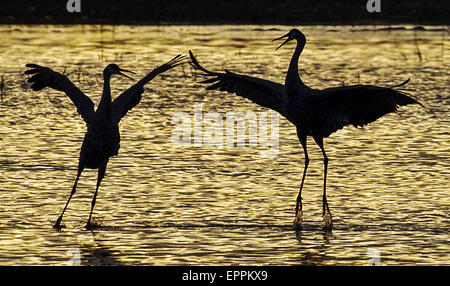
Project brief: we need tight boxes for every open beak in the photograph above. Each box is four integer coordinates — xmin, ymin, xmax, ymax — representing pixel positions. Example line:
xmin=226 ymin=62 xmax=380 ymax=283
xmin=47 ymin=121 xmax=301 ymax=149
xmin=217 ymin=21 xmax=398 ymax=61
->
xmin=118 ymin=68 xmax=135 ymax=80
xmin=272 ymin=32 xmax=291 ymax=50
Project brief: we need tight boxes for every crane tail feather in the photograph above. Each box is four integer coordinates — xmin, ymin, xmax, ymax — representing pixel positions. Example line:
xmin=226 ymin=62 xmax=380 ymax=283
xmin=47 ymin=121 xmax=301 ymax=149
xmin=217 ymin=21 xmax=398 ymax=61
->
xmin=387 ymin=78 xmax=428 ymax=111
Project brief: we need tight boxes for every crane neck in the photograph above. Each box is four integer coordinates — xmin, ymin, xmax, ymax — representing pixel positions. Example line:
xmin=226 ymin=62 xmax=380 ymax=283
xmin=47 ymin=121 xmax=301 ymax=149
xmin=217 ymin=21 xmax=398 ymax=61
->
xmin=285 ymin=38 xmax=307 ymax=91
xmin=98 ymin=71 xmax=112 ymax=114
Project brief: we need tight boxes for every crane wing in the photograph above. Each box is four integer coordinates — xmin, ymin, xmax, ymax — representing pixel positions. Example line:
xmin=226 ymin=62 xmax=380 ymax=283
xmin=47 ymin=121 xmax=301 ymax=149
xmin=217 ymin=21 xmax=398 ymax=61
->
xmin=310 ymin=83 xmax=423 ymax=137
xmin=111 ymin=54 xmax=185 ymax=123
xmin=189 ymin=51 xmax=287 ymax=118
xmin=25 ymin=64 xmax=95 ymax=124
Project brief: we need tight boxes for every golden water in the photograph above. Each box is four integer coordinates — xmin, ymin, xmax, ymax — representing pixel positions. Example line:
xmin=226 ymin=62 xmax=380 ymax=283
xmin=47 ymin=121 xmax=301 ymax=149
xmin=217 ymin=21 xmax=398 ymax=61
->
xmin=0 ymin=25 xmax=448 ymax=265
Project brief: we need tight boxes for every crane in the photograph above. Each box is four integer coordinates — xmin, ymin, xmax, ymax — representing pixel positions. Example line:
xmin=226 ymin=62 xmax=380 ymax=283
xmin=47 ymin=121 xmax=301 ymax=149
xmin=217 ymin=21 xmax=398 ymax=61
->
xmin=189 ymin=29 xmax=424 ymax=230
xmin=25 ymin=54 xmax=186 ymax=229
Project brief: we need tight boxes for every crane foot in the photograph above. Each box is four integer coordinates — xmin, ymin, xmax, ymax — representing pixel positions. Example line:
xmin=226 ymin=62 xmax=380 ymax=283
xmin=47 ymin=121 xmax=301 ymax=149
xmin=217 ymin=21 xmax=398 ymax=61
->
xmin=323 ymin=209 xmax=333 ymax=230
xmin=85 ymin=218 xmax=103 ymax=229
xmin=53 ymin=217 xmax=63 ymax=229
xmin=293 ymin=211 xmax=303 ymax=229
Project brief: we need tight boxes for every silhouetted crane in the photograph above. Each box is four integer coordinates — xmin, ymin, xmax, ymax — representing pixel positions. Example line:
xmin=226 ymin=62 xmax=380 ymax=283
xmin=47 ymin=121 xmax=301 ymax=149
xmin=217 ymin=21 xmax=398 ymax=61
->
xmin=25 ymin=55 xmax=185 ymax=229
xmin=189 ymin=29 xmax=424 ymax=230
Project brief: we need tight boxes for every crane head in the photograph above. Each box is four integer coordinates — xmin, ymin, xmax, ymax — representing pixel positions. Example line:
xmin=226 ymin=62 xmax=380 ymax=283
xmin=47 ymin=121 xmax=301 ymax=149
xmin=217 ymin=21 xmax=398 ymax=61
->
xmin=272 ymin=29 xmax=306 ymax=50
xmin=104 ymin=64 xmax=135 ymax=80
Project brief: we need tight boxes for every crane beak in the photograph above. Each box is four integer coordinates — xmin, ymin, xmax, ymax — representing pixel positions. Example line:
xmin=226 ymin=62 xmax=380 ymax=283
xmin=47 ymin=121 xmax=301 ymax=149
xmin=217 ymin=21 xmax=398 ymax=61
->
xmin=118 ymin=68 xmax=135 ymax=80
xmin=272 ymin=32 xmax=291 ymax=50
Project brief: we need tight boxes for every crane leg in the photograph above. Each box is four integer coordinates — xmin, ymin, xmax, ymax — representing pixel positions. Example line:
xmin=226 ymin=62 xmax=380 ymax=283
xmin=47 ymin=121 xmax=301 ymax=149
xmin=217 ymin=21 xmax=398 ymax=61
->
xmin=294 ymin=131 xmax=309 ymax=228
xmin=54 ymin=162 xmax=84 ymax=228
xmin=314 ymin=136 xmax=332 ymax=230
xmin=86 ymin=160 xmax=108 ymax=229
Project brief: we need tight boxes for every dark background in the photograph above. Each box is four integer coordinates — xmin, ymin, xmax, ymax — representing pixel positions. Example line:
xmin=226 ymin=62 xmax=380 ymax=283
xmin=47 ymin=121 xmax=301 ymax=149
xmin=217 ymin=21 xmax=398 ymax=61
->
xmin=0 ymin=0 xmax=448 ymax=25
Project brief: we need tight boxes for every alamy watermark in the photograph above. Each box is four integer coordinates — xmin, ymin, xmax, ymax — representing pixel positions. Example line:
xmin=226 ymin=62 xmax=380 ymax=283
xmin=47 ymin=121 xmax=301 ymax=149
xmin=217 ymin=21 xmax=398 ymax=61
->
xmin=65 ymin=1 xmax=380 ymax=14
xmin=367 ymin=248 xmax=381 ymax=266
xmin=171 ymin=104 xmax=279 ymax=158
xmin=366 ymin=0 xmax=381 ymax=13
xmin=66 ymin=0 xmax=81 ymax=13
xmin=66 ymin=248 xmax=81 ymax=266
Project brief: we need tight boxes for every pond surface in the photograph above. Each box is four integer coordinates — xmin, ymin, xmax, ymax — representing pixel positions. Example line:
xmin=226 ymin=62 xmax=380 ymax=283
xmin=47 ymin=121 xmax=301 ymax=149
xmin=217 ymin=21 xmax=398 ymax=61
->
xmin=0 ymin=25 xmax=448 ymax=265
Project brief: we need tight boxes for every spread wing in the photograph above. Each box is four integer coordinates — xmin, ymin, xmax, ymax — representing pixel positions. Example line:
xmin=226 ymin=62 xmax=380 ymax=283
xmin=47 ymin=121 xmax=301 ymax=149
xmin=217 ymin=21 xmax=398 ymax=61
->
xmin=111 ymin=54 xmax=186 ymax=123
xmin=189 ymin=51 xmax=287 ymax=118
xmin=310 ymin=82 xmax=424 ymax=137
xmin=25 ymin=64 xmax=95 ymax=124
